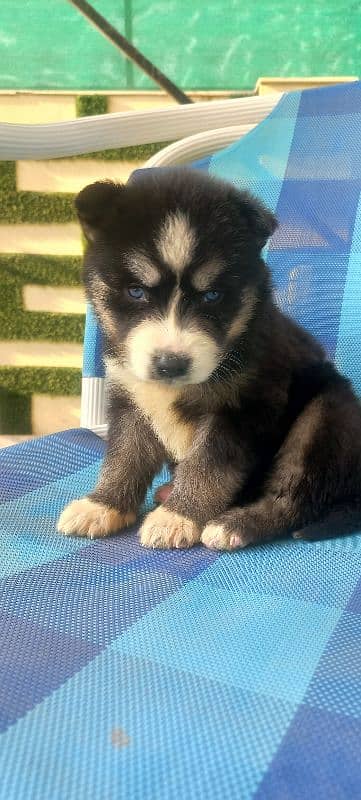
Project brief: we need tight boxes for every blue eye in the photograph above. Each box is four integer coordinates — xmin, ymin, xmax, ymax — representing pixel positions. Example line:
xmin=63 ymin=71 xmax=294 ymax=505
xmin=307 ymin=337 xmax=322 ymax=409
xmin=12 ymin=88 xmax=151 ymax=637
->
xmin=128 ymin=286 xmax=146 ymax=300
xmin=202 ymin=290 xmax=223 ymax=304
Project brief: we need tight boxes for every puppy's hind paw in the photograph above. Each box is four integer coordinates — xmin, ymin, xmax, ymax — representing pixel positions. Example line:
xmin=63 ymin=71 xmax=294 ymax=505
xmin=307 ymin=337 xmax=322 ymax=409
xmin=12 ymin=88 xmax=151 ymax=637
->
xmin=57 ymin=497 xmax=136 ymax=539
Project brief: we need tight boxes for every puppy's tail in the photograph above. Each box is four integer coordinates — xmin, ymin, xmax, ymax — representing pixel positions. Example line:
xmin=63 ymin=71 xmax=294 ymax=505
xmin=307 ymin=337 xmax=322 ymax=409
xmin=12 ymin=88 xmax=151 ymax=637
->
xmin=293 ymin=501 xmax=361 ymax=542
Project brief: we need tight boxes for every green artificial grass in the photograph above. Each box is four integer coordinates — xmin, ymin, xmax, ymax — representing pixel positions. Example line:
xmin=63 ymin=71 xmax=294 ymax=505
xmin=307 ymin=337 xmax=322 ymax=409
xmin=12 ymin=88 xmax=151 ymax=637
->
xmin=76 ymin=94 xmax=108 ymax=117
xmin=0 ymin=390 xmax=31 ymax=434
xmin=0 ymin=255 xmax=83 ymax=431
xmin=0 ymin=368 xmax=81 ymax=434
xmin=0 ymin=254 xmax=82 ymax=286
xmin=71 ymin=141 xmax=173 ymax=161
xmin=0 ymin=163 xmax=75 ymax=223
xmin=1 ymin=311 xmax=84 ymax=342
xmin=0 ymin=160 xmax=16 ymax=193
xmin=0 ymin=255 xmax=84 ymax=341
xmin=0 ymin=92 xmax=170 ymax=432
xmin=0 ymin=367 xmax=81 ymax=396
xmin=1 ymin=191 xmax=75 ymax=224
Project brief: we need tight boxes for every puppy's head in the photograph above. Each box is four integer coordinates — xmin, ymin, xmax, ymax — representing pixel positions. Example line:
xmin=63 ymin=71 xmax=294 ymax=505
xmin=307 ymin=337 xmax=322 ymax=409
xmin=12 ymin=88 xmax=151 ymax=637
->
xmin=76 ymin=169 xmax=276 ymax=386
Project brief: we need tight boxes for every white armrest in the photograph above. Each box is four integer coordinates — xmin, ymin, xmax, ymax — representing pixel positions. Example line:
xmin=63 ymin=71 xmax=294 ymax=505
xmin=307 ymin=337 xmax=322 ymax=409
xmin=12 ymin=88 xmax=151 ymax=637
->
xmin=0 ymin=94 xmax=280 ymax=160
xmin=145 ymin=124 xmax=256 ymax=167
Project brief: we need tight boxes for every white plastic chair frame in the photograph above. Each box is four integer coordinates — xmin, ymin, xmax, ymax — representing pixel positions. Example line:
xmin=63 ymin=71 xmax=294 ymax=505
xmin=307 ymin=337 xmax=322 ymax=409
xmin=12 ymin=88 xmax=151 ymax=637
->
xmin=0 ymin=94 xmax=280 ymax=434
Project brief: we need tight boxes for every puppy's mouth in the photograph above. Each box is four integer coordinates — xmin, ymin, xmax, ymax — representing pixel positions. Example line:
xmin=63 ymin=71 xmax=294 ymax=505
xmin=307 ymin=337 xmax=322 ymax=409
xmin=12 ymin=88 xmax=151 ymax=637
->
xmin=125 ymin=318 xmax=223 ymax=386
xmin=126 ymin=349 xmax=221 ymax=387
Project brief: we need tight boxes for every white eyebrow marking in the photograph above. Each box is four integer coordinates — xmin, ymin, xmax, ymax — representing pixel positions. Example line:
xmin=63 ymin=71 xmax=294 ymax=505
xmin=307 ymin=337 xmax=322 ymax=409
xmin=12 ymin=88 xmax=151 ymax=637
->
xmin=192 ymin=260 xmax=224 ymax=291
xmin=156 ymin=211 xmax=196 ymax=273
xmin=126 ymin=250 xmax=161 ymax=287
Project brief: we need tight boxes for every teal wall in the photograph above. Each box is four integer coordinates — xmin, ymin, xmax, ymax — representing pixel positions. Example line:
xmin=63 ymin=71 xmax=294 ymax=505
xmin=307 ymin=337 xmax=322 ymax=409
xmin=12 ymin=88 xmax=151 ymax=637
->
xmin=0 ymin=1 xmax=360 ymax=91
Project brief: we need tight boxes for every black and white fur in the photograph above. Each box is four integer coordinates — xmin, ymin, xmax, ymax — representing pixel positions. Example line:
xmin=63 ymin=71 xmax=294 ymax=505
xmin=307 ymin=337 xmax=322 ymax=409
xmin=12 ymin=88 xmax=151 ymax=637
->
xmin=58 ymin=169 xmax=361 ymax=550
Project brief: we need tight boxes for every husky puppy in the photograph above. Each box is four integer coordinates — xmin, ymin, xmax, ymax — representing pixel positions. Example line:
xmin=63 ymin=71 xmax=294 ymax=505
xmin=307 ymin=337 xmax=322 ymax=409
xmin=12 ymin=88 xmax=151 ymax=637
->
xmin=58 ymin=169 xmax=361 ymax=550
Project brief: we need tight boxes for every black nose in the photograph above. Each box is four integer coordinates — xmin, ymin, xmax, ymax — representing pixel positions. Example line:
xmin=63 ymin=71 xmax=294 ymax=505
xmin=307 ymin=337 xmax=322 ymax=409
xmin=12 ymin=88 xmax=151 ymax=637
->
xmin=153 ymin=352 xmax=190 ymax=381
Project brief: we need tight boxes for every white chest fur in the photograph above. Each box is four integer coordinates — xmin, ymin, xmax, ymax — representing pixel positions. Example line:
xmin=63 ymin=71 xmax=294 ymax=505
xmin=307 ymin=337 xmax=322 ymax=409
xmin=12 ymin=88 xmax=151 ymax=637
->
xmin=106 ymin=360 xmax=195 ymax=461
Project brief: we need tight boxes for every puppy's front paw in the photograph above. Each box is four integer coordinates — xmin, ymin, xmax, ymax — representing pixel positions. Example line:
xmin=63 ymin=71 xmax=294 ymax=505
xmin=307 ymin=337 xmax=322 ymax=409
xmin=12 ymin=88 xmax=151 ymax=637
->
xmin=140 ymin=506 xmax=200 ymax=549
xmin=57 ymin=497 xmax=136 ymax=539
xmin=201 ymin=512 xmax=250 ymax=551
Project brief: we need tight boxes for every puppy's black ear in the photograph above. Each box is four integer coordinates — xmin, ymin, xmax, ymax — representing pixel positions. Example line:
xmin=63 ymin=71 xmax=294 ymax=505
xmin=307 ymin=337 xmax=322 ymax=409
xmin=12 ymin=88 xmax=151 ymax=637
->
xmin=75 ymin=181 xmax=124 ymax=241
xmin=234 ymin=190 xmax=278 ymax=249
xmin=247 ymin=196 xmax=278 ymax=248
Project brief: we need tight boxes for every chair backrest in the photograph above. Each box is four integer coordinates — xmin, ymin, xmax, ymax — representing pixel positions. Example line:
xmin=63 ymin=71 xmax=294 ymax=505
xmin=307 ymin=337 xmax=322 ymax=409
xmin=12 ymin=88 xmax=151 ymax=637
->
xmin=209 ymin=81 xmax=361 ymax=398
xmin=82 ymin=81 xmax=361 ymax=431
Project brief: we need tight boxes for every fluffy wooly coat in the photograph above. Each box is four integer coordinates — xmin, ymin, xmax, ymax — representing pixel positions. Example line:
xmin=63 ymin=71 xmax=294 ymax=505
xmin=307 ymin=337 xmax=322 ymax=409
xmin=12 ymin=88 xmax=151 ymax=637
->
xmin=58 ymin=168 xmax=361 ymax=550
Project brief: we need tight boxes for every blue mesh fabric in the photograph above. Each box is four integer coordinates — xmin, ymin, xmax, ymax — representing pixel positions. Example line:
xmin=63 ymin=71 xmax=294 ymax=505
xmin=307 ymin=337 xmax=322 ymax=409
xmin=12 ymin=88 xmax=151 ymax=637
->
xmin=1 ymin=429 xmax=361 ymax=797
xmin=2 ymin=83 xmax=361 ymax=796
xmin=209 ymin=82 xmax=361 ymax=392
